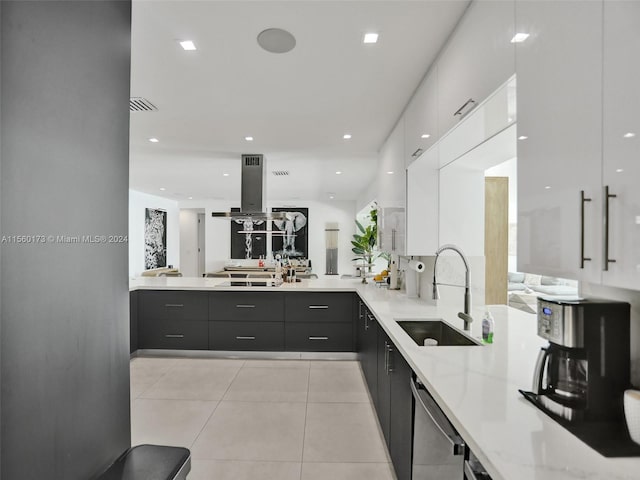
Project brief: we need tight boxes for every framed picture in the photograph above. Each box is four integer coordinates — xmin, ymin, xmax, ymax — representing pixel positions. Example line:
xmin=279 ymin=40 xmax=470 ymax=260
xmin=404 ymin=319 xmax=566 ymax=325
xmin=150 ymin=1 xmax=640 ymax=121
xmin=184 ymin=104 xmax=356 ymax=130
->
xmin=230 ymin=207 xmax=266 ymax=259
xmin=144 ymin=208 xmax=167 ymax=269
xmin=271 ymin=207 xmax=308 ymax=258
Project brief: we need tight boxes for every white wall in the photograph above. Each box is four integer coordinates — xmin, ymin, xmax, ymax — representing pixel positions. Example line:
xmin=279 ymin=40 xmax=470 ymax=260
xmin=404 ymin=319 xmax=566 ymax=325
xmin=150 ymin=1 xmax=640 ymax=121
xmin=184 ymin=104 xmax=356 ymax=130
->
xmin=129 ymin=189 xmax=180 ymax=277
xmin=200 ymin=199 xmax=358 ymax=275
xmin=179 ymin=209 xmax=199 ymax=278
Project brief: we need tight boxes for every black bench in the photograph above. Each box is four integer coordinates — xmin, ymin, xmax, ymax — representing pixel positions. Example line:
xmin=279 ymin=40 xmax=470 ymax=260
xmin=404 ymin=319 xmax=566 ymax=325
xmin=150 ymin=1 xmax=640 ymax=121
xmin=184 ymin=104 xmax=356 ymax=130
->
xmin=97 ymin=445 xmax=191 ymax=480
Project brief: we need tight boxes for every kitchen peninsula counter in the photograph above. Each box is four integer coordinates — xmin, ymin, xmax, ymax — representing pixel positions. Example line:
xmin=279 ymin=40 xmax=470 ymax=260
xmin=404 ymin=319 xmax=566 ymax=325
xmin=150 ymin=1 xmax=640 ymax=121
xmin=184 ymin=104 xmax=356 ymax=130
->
xmin=129 ymin=275 xmax=640 ymax=480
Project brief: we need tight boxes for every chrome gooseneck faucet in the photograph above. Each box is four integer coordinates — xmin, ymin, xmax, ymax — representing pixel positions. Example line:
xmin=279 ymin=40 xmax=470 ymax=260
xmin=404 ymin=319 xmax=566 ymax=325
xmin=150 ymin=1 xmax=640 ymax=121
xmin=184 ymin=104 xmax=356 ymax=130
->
xmin=432 ymin=244 xmax=473 ymax=330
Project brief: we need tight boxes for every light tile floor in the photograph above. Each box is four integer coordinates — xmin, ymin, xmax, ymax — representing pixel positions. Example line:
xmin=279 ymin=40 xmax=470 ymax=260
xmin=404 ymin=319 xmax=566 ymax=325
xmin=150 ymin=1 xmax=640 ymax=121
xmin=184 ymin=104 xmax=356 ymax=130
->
xmin=130 ymin=357 xmax=395 ymax=480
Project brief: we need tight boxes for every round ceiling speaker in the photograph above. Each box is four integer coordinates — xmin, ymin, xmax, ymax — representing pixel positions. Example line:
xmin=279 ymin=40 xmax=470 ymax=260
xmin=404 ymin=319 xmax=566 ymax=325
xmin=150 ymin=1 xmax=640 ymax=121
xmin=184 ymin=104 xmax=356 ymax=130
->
xmin=257 ymin=28 xmax=296 ymax=54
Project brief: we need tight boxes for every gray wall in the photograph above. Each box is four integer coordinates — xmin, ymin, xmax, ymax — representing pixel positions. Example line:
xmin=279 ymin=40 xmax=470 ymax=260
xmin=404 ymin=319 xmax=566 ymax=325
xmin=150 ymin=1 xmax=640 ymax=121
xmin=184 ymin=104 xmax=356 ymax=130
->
xmin=1 ymin=2 xmax=131 ymax=479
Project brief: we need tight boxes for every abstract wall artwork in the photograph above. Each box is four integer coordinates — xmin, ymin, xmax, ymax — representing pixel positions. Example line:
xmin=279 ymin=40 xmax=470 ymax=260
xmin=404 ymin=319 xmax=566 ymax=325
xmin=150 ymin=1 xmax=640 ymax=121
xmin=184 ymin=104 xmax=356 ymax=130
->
xmin=230 ymin=207 xmax=266 ymax=259
xmin=144 ymin=208 xmax=167 ymax=269
xmin=272 ymin=207 xmax=308 ymax=258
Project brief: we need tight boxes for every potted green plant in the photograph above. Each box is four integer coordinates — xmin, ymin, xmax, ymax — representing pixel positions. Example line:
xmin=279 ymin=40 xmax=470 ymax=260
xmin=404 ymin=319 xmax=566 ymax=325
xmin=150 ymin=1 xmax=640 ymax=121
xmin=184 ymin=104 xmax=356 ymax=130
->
xmin=351 ymin=205 xmax=380 ymax=282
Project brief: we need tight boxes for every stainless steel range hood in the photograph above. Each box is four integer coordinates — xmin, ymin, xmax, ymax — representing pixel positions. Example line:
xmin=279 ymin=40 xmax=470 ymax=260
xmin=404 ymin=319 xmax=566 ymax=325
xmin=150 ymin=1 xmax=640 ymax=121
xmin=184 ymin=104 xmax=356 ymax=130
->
xmin=211 ymin=154 xmax=286 ymax=221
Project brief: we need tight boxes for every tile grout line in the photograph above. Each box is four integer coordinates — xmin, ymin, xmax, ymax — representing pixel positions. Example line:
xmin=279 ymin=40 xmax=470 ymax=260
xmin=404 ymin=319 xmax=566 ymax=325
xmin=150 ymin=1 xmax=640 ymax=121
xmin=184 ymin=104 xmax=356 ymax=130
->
xmin=188 ymin=361 xmax=246 ymax=450
xmin=299 ymin=361 xmax=312 ymax=480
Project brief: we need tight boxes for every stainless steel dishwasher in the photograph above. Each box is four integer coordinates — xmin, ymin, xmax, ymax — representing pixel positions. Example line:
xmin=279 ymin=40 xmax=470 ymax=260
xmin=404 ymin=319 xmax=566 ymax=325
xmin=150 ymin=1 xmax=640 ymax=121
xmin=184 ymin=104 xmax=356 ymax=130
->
xmin=411 ymin=377 xmax=493 ymax=480
xmin=410 ymin=377 xmax=465 ymax=479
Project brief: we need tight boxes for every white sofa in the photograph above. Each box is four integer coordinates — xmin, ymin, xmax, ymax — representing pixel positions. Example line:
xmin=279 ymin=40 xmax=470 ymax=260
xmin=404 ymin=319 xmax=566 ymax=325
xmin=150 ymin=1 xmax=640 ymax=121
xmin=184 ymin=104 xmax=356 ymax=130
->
xmin=507 ymin=272 xmax=578 ymax=313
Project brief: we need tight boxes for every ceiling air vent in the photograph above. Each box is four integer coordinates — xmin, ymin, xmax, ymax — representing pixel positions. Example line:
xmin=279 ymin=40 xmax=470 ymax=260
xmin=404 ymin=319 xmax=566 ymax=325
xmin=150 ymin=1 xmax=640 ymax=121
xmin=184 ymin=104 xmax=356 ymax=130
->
xmin=129 ymin=97 xmax=158 ymax=112
xmin=272 ymin=170 xmax=290 ymax=176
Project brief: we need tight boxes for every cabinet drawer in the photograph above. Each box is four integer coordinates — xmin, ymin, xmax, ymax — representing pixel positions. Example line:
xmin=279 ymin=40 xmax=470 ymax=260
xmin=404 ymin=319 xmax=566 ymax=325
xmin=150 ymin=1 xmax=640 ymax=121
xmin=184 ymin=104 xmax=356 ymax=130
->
xmin=209 ymin=292 xmax=284 ymax=321
xmin=138 ymin=318 xmax=209 ymax=350
xmin=139 ymin=291 xmax=208 ymax=321
xmin=210 ymin=321 xmax=284 ymax=351
xmin=285 ymin=322 xmax=354 ymax=352
xmin=285 ymin=293 xmax=353 ymax=322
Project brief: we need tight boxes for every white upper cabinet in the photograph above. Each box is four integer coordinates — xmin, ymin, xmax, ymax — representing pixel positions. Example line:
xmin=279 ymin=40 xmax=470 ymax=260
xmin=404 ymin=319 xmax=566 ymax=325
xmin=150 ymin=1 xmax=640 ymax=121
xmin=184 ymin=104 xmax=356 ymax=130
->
xmin=377 ymin=119 xmax=406 ymax=209
xmin=437 ymin=0 xmax=515 ymax=138
xmin=404 ymin=68 xmax=438 ymax=167
xmin=601 ymin=1 xmax=640 ymax=289
xmin=377 ymin=120 xmax=406 ymax=255
xmin=516 ymin=0 xmax=603 ymax=282
xmin=406 ymin=145 xmax=439 ymax=256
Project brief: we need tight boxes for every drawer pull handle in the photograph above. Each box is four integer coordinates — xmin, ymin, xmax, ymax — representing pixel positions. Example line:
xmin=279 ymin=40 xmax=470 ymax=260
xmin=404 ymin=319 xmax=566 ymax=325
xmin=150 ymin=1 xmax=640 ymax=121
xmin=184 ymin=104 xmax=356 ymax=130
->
xmin=309 ymin=336 xmax=329 ymax=341
xmin=164 ymin=334 xmax=184 ymax=338
xmin=308 ymin=305 xmax=329 ymax=309
xmin=236 ymin=336 xmax=256 ymax=340
xmin=164 ymin=304 xmax=184 ymax=308
xmin=236 ymin=304 xmax=256 ymax=308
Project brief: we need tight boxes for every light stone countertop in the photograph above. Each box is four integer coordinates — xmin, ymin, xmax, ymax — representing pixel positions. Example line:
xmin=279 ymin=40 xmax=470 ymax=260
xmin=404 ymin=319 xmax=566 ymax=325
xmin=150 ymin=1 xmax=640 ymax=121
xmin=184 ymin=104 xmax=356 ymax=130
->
xmin=129 ymin=275 xmax=640 ymax=479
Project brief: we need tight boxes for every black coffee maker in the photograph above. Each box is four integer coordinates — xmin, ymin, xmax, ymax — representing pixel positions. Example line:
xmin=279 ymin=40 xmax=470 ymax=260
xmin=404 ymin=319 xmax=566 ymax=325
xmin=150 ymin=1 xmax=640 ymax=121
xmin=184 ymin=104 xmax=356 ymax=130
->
xmin=528 ymin=297 xmax=630 ymax=421
xmin=520 ymin=297 xmax=640 ymax=456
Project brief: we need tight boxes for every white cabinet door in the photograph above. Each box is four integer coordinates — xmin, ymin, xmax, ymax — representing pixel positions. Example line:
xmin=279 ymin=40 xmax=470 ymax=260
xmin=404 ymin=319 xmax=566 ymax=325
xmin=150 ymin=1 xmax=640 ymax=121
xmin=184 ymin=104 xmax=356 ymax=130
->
xmin=377 ymin=120 xmax=405 ymax=209
xmin=437 ymin=0 xmax=515 ymax=137
xmin=406 ymin=145 xmax=439 ymax=256
xmin=516 ymin=0 xmax=603 ymax=282
xmin=404 ymin=68 xmax=438 ymax=167
xmin=379 ymin=207 xmax=406 ymax=256
xmin=602 ymin=1 xmax=640 ymax=289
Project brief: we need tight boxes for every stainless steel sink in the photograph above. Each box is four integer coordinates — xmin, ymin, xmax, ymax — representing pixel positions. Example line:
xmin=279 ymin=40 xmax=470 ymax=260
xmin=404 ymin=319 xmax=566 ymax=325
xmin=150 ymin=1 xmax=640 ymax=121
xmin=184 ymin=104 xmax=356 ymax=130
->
xmin=396 ymin=319 xmax=481 ymax=346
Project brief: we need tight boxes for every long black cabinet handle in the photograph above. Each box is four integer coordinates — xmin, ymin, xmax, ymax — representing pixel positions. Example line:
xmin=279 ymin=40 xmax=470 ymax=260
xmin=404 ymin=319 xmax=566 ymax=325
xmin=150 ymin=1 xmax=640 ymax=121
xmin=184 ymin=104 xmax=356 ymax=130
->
xmin=309 ymin=336 xmax=329 ymax=341
xmin=580 ymin=190 xmax=592 ymax=268
xmin=603 ymin=185 xmax=617 ymax=271
xmin=164 ymin=304 xmax=184 ymax=308
xmin=308 ymin=305 xmax=329 ymax=309
xmin=454 ymin=98 xmax=476 ymax=118
xmin=164 ymin=334 xmax=184 ymax=338
xmin=236 ymin=304 xmax=256 ymax=308
xmin=235 ymin=336 xmax=256 ymax=340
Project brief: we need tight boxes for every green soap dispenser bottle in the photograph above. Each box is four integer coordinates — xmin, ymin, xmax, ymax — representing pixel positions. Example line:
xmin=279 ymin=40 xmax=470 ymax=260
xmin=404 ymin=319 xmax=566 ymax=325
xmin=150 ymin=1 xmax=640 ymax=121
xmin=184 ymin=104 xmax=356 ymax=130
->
xmin=482 ymin=309 xmax=494 ymax=344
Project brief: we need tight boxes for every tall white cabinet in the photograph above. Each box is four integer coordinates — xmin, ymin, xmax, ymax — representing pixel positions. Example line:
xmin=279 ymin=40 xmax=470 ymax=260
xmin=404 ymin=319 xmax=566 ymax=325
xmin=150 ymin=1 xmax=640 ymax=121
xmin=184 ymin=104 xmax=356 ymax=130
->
xmin=601 ymin=1 xmax=640 ymax=289
xmin=516 ymin=0 xmax=603 ymax=283
xmin=517 ymin=0 xmax=640 ymax=291
xmin=378 ymin=120 xmax=406 ymax=256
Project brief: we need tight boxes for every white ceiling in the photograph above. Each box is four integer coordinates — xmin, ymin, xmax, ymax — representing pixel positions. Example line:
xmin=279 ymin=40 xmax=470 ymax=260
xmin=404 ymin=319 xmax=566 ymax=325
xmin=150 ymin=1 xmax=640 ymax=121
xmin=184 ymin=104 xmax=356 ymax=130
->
xmin=129 ymin=0 xmax=471 ymax=203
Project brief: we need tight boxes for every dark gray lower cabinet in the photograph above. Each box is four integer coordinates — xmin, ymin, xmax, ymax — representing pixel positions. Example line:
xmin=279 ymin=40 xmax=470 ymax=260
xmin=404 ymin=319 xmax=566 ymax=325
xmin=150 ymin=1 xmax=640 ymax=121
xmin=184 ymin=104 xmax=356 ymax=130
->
xmin=285 ymin=322 xmax=353 ymax=351
xmin=358 ymin=297 xmax=413 ymax=480
xmin=138 ymin=290 xmax=209 ymax=350
xmin=357 ymin=302 xmax=379 ymax=406
xmin=138 ymin=318 xmax=209 ymax=350
xmin=130 ymin=290 xmax=138 ymax=354
xmin=389 ymin=343 xmax=413 ymax=480
xmin=210 ymin=321 xmax=284 ymax=351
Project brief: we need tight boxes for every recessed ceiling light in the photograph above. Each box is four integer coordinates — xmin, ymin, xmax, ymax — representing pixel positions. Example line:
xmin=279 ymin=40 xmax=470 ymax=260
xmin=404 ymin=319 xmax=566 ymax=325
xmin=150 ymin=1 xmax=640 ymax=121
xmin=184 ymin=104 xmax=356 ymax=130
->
xmin=363 ymin=33 xmax=379 ymax=44
xmin=257 ymin=28 xmax=296 ymax=54
xmin=159 ymin=187 xmax=166 ymax=191
xmin=336 ymin=171 xmax=342 ymax=175
xmin=188 ymin=196 xmax=193 ymax=200
xmin=544 ymin=185 xmax=551 ymax=190
xmin=616 ymin=169 xmax=624 ymax=173
xmin=149 ymin=137 xmax=159 ymax=143
xmin=245 ymin=136 xmax=254 ymax=141
xmin=421 ymin=134 xmax=431 ymax=139
xmin=387 ymin=171 xmax=394 ymax=175
xmin=623 ymin=132 xmax=636 ymax=138
xmin=179 ymin=40 xmax=197 ymax=51
xmin=329 ymin=195 xmax=334 ymax=199
xmin=511 ymin=33 xmax=530 ymax=43
xmin=223 ymin=173 xmax=229 ymax=177
xmin=343 ymin=134 xmax=352 ymax=140
xmin=518 ymin=135 xmax=528 ymax=140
